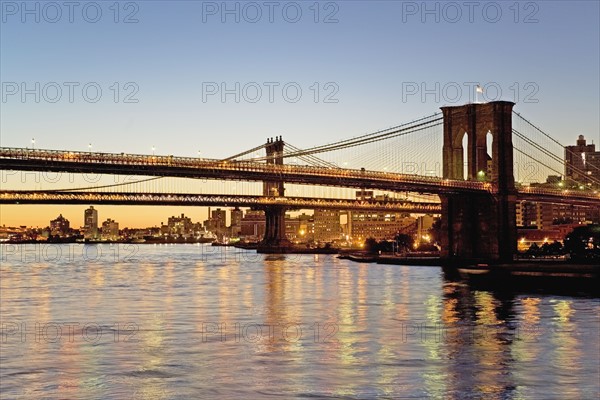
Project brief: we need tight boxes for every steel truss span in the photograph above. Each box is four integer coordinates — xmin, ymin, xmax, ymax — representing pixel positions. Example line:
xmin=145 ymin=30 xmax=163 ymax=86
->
xmin=0 ymin=147 xmax=486 ymax=194
xmin=0 ymin=191 xmax=443 ymax=213
xmin=1 ymin=147 xmax=599 ymax=206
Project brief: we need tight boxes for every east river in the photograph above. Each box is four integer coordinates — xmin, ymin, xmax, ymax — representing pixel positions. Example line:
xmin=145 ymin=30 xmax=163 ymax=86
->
xmin=1 ymin=244 xmax=598 ymax=399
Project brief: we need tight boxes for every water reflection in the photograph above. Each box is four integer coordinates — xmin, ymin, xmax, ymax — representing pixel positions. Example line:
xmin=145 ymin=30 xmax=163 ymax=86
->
xmin=0 ymin=244 xmax=598 ymax=399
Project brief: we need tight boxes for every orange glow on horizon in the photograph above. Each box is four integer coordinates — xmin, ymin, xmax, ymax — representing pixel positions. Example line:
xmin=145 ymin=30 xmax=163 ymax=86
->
xmin=0 ymin=205 xmax=210 ymax=229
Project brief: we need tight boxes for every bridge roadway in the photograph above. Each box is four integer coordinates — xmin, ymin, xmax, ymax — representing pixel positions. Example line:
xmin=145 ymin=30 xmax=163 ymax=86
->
xmin=0 ymin=147 xmax=598 ymax=206
xmin=0 ymin=190 xmax=442 ymax=213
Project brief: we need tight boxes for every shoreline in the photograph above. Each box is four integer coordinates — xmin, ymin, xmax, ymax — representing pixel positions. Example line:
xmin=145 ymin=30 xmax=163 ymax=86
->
xmin=1 ymin=239 xmax=216 ymax=245
xmin=3 ymin=241 xmax=598 ymax=276
xmin=339 ymin=252 xmax=599 ymax=283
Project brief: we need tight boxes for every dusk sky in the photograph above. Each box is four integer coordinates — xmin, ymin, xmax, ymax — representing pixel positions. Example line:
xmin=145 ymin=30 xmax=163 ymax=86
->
xmin=1 ymin=0 xmax=599 ymax=227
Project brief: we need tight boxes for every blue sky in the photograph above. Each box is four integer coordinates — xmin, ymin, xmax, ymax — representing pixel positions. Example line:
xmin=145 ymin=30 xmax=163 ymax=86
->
xmin=2 ymin=1 xmax=598 ymax=154
xmin=1 ymin=0 xmax=599 ymax=225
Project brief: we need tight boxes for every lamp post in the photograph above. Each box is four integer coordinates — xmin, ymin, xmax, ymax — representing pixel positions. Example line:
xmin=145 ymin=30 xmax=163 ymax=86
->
xmin=477 ymin=170 xmax=485 ymax=181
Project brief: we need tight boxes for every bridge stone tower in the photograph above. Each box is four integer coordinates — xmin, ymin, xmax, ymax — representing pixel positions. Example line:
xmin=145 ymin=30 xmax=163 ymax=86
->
xmin=258 ymin=136 xmax=292 ymax=252
xmin=263 ymin=137 xmax=285 ymax=197
xmin=440 ymin=101 xmax=517 ymax=262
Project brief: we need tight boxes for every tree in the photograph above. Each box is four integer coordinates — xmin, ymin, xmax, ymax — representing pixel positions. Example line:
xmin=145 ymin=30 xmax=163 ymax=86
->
xmin=364 ymin=238 xmax=378 ymax=254
xmin=378 ymin=240 xmax=395 ymax=253
xmin=564 ymin=225 xmax=600 ymax=260
xmin=416 ymin=242 xmax=438 ymax=252
xmin=527 ymin=242 xmax=540 ymax=255
xmin=394 ymin=233 xmax=414 ymax=251
xmin=540 ymin=241 xmax=563 ymax=255
xmin=428 ymin=219 xmax=442 ymax=245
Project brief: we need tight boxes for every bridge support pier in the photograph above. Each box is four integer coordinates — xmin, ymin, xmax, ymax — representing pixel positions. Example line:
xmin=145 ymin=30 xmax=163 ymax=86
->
xmin=258 ymin=136 xmax=293 ymax=253
xmin=258 ymin=205 xmax=292 ymax=253
xmin=440 ymin=193 xmax=516 ymax=262
xmin=440 ymin=101 xmax=517 ymax=263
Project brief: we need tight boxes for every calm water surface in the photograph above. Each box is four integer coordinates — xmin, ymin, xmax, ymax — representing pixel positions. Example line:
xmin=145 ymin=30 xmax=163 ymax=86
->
xmin=1 ymin=244 xmax=598 ymax=399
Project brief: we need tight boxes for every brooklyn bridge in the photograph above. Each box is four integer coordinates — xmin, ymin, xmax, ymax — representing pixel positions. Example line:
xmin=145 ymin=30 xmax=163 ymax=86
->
xmin=1 ymin=102 xmax=598 ymax=261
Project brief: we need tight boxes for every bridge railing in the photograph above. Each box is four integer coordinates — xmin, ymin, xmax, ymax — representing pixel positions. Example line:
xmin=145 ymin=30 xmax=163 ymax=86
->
xmin=0 ymin=147 xmax=489 ymax=192
xmin=0 ymin=191 xmax=443 ymax=212
xmin=2 ymin=147 xmax=599 ymax=202
xmin=517 ymin=186 xmax=600 ymax=200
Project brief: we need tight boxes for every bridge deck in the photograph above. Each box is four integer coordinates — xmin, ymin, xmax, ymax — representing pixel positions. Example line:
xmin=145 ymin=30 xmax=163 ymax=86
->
xmin=0 ymin=191 xmax=442 ymax=213
xmin=0 ymin=147 xmax=598 ymax=206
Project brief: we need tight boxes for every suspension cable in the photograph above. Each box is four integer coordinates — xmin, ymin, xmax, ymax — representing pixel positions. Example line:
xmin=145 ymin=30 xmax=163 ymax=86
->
xmin=242 ymin=117 xmax=442 ymax=163
xmin=513 ymin=129 xmax=600 ymax=185
xmin=221 ymin=143 xmax=269 ymax=161
xmin=513 ymin=111 xmax=600 ymax=174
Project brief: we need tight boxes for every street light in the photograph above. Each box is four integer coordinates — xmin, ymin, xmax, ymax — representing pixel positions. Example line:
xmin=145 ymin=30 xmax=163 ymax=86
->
xmin=31 ymin=138 xmax=35 ymax=149
xmin=88 ymin=143 xmax=92 ymax=152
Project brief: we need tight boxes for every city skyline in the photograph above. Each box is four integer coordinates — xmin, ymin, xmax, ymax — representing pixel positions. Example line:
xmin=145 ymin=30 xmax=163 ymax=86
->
xmin=0 ymin=204 xmax=214 ymax=229
xmin=1 ymin=204 xmax=437 ymax=246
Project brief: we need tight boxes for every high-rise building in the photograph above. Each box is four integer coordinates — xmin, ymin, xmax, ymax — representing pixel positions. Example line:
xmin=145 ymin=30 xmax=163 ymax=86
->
xmin=284 ymin=214 xmax=301 ymax=242
xmin=416 ymin=215 xmax=435 ymax=240
xmin=212 ymin=208 xmax=226 ymax=230
xmin=516 ymin=200 xmax=589 ymax=229
xmin=565 ymin=135 xmax=600 ymax=187
xmin=240 ymin=210 xmax=266 ymax=240
xmin=297 ymin=213 xmax=314 ymax=242
xmin=101 ymin=218 xmax=119 ymax=240
xmin=83 ymin=206 xmax=98 ymax=239
xmin=204 ymin=208 xmax=227 ymax=238
xmin=349 ymin=211 xmax=416 ymax=242
xmin=346 ymin=192 xmax=417 ymax=242
xmin=313 ymin=209 xmax=341 ymax=243
xmin=167 ymin=213 xmax=194 ymax=236
xmin=230 ymin=207 xmax=243 ymax=237
xmin=516 ymin=201 xmax=537 ymax=227
xmin=50 ymin=214 xmax=70 ymax=236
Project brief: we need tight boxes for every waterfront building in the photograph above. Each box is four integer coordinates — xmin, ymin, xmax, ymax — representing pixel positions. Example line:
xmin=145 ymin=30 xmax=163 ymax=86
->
xmin=167 ymin=213 xmax=194 ymax=236
xmin=50 ymin=214 xmax=70 ymax=236
xmin=516 ymin=200 xmax=538 ymax=227
xmin=565 ymin=135 xmax=600 ymax=187
xmin=101 ymin=219 xmax=119 ymax=241
xmin=206 ymin=208 xmax=227 ymax=235
xmin=83 ymin=206 xmax=98 ymax=239
xmin=297 ymin=213 xmax=314 ymax=242
xmin=230 ymin=207 xmax=243 ymax=237
xmin=349 ymin=211 xmax=416 ymax=242
xmin=284 ymin=214 xmax=301 ymax=242
xmin=240 ymin=210 xmax=266 ymax=240
xmin=416 ymin=215 xmax=436 ymax=240
xmin=516 ymin=200 xmax=593 ymax=229
xmin=345 ymin=191 xmax=417 ymax=242
xmin=313 ymin=209 xmax=341 ymax=243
